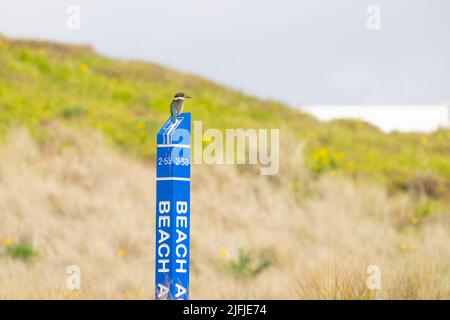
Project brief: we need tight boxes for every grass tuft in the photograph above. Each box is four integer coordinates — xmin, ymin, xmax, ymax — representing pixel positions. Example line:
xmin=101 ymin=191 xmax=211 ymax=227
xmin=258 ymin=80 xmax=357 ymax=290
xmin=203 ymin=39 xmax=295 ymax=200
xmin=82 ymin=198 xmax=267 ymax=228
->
xmin=222 ymin=250 xmax=272 ymax=279
xmin=3 ymin=243 xmax=38 ymax=261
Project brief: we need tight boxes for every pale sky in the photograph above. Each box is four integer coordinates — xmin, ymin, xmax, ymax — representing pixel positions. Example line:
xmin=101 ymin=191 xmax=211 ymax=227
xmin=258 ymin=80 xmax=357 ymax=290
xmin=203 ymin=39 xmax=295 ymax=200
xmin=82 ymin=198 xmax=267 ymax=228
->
xmin=0 ymin=0 xmax=449 ymax=106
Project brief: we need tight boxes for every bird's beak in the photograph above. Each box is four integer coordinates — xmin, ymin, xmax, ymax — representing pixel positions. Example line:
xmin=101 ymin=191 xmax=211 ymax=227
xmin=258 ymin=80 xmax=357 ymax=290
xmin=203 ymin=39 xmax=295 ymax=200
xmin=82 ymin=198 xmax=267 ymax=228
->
xmin=185 ymin=96 xmax=192 ymax=99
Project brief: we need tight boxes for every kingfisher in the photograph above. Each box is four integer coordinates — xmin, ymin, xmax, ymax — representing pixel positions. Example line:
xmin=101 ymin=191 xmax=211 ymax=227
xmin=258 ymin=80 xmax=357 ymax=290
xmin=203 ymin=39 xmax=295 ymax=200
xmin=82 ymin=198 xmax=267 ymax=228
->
xmin=170 ymin=92 xmax=192 ymax=123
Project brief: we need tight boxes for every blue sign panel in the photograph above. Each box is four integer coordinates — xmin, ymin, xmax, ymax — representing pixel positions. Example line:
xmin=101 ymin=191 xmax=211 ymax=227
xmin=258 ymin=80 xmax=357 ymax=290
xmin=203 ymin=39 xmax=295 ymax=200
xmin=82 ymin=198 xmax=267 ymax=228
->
xmin=155 ymin=113 xmax=191 ymax=300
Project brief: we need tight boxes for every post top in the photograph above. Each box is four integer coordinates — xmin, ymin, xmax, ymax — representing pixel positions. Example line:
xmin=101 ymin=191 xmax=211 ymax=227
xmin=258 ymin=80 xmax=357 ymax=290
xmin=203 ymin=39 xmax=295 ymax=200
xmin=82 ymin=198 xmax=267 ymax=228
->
xmin=157 ymin=112 xmax=191 ymax=145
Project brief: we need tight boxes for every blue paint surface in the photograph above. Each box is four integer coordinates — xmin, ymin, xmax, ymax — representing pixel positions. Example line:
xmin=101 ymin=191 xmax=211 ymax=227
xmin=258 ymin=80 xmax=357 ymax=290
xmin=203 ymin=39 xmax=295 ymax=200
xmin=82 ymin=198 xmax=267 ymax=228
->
xmin=155 ymin=113 xmax=191 ymax=300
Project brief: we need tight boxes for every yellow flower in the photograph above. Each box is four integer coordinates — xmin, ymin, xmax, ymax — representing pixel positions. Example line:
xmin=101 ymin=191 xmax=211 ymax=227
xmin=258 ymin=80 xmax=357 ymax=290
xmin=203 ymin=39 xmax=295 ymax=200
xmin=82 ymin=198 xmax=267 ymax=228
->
xmin=399 ymin=242 xmax=408 ymax=251
xmin=118 ymin=248 xmax=127 ymax=257
xmin=411 ymin=216 xmax=419 ymax=225
xmin=409 ymin=243 xmax=417 ymax=251
xmin=79 ymin=64 xmax=89 ymax=73
xmin=136 ymin=122 xmax=145 ymax=129
xmin=3 ymin=238 xmax=13 ymax=247
xmin=95 ymin=241 xmax=104 ymax=249
xmin=219 ymin=248 xmax=229 ymax=258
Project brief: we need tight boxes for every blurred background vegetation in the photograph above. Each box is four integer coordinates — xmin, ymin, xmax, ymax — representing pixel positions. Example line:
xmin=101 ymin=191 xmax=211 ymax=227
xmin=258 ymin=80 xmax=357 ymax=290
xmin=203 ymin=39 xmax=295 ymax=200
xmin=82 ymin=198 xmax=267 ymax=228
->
xmin=1 ymin=36 xmax=448 ymax=200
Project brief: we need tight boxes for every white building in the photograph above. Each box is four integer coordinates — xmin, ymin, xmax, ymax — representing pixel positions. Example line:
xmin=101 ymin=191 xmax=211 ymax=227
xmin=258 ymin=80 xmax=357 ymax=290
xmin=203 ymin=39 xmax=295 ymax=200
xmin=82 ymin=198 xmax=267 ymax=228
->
xmin=299 ymin=105 xmax=450 ymax=133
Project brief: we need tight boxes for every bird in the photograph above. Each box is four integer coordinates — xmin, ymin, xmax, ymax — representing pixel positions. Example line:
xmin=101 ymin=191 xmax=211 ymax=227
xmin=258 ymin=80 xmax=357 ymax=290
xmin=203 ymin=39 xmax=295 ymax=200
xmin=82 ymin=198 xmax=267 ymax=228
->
xmin=170 ymin=92 xmax=192 ymax=123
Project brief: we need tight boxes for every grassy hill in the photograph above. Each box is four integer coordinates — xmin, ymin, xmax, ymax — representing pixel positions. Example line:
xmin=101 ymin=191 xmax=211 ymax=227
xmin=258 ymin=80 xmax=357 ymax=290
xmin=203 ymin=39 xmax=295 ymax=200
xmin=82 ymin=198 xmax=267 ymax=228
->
xmin=1 ymin=35 xmax=449 ymax=197
xmin=0 ymin=36 xmax=449 ymax=200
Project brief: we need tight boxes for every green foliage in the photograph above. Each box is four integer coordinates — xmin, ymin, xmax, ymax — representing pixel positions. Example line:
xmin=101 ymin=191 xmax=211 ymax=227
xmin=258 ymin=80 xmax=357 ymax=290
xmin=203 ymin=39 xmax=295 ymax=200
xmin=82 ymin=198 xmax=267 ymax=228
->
xmin=61 ymin=105 xmax=87 ymax=119
xmin=415 ymin=200 xmax=437 ymax=218
xmin=224 ymin=250 xmax=272 ymax=279
xmin=4 ymin=244 xmax=38 ymax=261
xmin=0 ymin=36 xmax=449 ymax=197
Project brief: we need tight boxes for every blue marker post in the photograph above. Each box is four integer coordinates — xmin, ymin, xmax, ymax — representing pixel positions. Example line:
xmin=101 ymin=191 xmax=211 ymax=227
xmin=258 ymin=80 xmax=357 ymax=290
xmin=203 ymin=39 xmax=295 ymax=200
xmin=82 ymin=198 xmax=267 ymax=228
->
xmin=155 ymin=113 xmax=191 ymax=300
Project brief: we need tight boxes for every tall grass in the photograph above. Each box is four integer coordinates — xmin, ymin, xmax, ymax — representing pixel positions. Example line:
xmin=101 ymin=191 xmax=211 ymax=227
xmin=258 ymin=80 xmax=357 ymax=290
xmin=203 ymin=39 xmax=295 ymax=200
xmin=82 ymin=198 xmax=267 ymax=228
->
xmin=0 ymin=128 xmax=448 ymax=299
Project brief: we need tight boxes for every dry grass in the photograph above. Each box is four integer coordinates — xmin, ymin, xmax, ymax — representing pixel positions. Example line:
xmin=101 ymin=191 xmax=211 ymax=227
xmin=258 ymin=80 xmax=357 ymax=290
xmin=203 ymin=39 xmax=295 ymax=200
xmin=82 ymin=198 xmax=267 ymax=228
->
xmin=0 ymin=127 xmax=449 ymax=299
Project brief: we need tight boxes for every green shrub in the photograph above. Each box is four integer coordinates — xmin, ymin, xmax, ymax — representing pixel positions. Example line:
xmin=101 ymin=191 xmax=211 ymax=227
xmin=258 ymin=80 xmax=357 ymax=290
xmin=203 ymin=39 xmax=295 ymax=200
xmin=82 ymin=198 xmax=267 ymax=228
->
xmin=61 ymin=105 xmax=87 ymax=119
xmin=415 ymin=200 xmax=437 ymax=218
xmin=405 ymin=171 xmax=445 ymax=198
xmin=310 ymin=147 xmax=344 ymax=176
xmin=224 ymin=249 xmax=272 ymax=279
xmin=5 ymin=243 xmax=38 ymax=261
